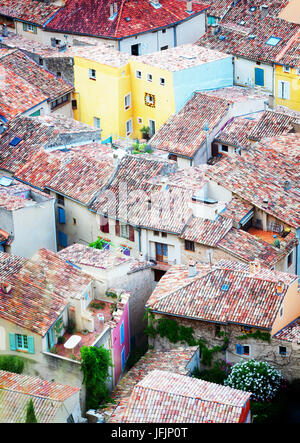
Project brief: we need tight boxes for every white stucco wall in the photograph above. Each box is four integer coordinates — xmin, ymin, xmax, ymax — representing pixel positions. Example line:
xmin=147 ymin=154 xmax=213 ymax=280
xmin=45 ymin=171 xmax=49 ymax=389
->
xmin=234 ymin=56 xmax=274 ymax=93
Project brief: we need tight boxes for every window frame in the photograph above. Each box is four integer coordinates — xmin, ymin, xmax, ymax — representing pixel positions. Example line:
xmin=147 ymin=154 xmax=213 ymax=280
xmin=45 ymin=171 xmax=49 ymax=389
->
xmin=279 ymin=346 xmax=287 ymax=356
xmin=185 ymin=240 xmax=195 ymax=251
xmin=89 ymin=68 xmax=96 ymax=80
xmin=16 ymin=334 xmax=29 ymax=351
xmin=124 ymin=93 xmax=131 ymax=110
xmin=147 ymin=73 xmax=153 ymax=82
xmin=136 ymin=70 xmax=142 ymax=79
xmin=287 ymin=251 xmax=293 ymax=268
xmin=126 ymin=118 xmax=133 ymax=136
xmin=159 ymin=77 xmax=166 ymax=86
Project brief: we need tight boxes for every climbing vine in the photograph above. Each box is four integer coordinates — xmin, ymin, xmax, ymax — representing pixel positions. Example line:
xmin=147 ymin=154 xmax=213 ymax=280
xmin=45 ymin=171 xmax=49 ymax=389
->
xmin=144 ymin=310 xmax=228 ymax=366
xmin=80 ymin=345 xmax=113 ymax=410
xmin=236 ymin=330 xmax=271 ymax=343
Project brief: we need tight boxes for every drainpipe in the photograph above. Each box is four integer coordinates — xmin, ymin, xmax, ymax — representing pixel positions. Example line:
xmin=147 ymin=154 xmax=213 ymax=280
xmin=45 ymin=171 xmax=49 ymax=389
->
xmin=173 ymin=25 xmax=177 ymax=47
xmin=296 ymin=228 xmax=300 ymax=282
xmin=138 ymin=228 xmax=142 ymax=253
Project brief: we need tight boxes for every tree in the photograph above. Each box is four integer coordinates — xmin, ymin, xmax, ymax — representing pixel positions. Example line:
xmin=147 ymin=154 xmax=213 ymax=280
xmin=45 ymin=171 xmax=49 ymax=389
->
xmin=224 ymin=359 xmax=282 ymax=402
xmin=25 ymin=398 xmax=37 ymax=423
xmin=80 ymin=345 xmax=113 ymax=410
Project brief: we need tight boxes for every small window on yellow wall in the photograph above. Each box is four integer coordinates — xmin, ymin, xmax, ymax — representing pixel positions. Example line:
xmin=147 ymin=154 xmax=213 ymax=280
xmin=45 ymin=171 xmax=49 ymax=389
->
xmin=124 ymin=93 xmax=131 ymax=110
xmin=145 ymin=93 xmax=155 ymax=107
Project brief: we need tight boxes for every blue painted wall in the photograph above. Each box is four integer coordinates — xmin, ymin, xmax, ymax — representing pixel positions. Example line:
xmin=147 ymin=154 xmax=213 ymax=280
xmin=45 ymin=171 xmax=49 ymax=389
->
xmin=173 ymin=56 xmax=233 ymax=112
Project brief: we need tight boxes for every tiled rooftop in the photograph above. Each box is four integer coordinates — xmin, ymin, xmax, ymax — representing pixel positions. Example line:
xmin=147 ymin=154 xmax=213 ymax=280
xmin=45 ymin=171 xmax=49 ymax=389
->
xmin=205 ymin=134 xmax=300 ymax=228
xmin=215 ymin=116 xmax=258 ymax=149
xmin=0 ymin=0 xmax=60 ymax=26
xmin=0 ymin=49 xmax=73 ymax=101
xmin=58 ymin=243 xmax=152 ymax=273
xmin=45 ymin=0 xmax=209 ymax=39
xmin=0 ymin=115 xmax=101 ymax=174
xmin=0 ymin=178 xmax=53 ymax=211
xmin=0 ymin=31 xmax=60 ymax=57
xmin=218 ymin=227 xmax=294 ymax=268
xmin=221 ymin=197 xmax=254 ymax=225
xmin=0 ymin=248 xmax=92 ymax=336
xmin=147 ymin=259 xmax=298 ymax=330
xmin=72 ymin=45 xmax=130 ymax=68
xmin=149 ymin=92 xmax=231 ymax=157
xmin=249 ymin=110 xmax=298 ymax=141
xmin=136 ymin=43 xmax=229 ymax=71
xmin=276 ymin=29 xmax=300 ymax=67
xmin=0 ymin=370 xmax=80 ymax=423
xmin=112 ymin=369 xmax=251 ymax=423
xmin=180 ymin=215 xmax=232 ymax=246
xmin=274 ymin=317 xmax=300 ymax=343
xmin=197 ymin=15 xmax=299 ymax=65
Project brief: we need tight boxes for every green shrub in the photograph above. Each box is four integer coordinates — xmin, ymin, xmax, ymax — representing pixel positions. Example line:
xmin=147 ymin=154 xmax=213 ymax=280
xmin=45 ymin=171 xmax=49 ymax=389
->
xmin=0 ymin=355 xmax=24 ymax=374
xmin=192 ymin=360 xmax=233 ymax=385
xmin=25 ymin=398 xmax=37 ymax=423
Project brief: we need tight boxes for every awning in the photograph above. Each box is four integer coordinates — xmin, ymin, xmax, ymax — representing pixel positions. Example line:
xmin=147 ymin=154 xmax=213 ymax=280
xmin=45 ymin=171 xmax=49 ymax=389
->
xmin=239 ymin=209 xmax=254 ymax=227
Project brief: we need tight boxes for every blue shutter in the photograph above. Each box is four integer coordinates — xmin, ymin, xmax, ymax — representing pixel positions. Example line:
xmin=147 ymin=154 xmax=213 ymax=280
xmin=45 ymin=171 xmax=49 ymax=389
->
xmin=57 ymin=207 xmax=66 ymax=224
xmin=121 ymin=346 xmax=126 ymax=371
xmin=254 ymin=68 xmax=264 ymax=86
xmin=156 ymin=243 xmax=162 ymax=255
xmin=58 ymin=231 xmax=68 ymax=247
xmin=27 ymin=336 xmax=35 ymax=354
xmin=9 ymin=333 xmax=16 ymax=351
xmin=120 ymin=322 xmax=124 ymax=345
xmin=236 ymin=344 xmax=243 ymax=355
xmin=163 ymin=244 xmax=168 ymax=257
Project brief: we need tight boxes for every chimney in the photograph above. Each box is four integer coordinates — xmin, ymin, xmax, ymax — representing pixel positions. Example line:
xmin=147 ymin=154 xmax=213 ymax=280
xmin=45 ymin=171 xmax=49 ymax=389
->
xmin=262 ymin=197 xmax=269 ymax=209
xmin=283 ymin=180 xmax=291 ymax=191
xmin=110 ymin=3 xmax=114 ymax=17
xmin=188 ymin=260 xmax=197 ymax=277
xmin=249 ymin=260 xmax=261 ymax=275
xmin=260 ymin=4 xmax=268 ymax=18
xmin=0 ymin=282 xmax=12 ymax=294
xmin=114 ymin=2 xmax=118 ymax=13
xmin=186 ymin=1 xmax=193 ymax=13
xmin=268 ymin=95 xmax=274 ymax=109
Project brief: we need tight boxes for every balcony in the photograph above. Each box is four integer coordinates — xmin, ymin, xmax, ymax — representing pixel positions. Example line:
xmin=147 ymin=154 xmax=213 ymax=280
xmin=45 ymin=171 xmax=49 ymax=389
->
xmin=52 ymin=300 xmax=113 ymax=361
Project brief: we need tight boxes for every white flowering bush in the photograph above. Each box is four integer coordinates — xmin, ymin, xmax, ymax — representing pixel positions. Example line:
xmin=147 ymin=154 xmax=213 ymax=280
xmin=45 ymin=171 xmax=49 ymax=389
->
xmin=224 ymin=359 xmax=283 ymax=402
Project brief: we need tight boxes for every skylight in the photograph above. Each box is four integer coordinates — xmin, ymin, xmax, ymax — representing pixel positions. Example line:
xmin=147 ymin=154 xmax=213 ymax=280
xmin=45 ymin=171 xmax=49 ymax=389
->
xmin=219 ymin=35 xmax=226 ymax=41
xmin=221 ymin=284 xmax=230 ymax=291
xmin=266 ymin=36 xmax=281 ymax=46
xmin=9 ymin=136 xmax=22 ymax=146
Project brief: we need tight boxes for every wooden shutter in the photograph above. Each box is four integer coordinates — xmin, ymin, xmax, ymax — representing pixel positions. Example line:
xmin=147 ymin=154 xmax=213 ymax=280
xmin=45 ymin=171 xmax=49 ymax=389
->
xmin=9 ymin=333 xmax=16 ymax=351
xmin=27 ymin=336 xmax=35 ymax=354
xmin=115 ymin=220 xmax=120 ymax=236
xmin=120 ymin=322 xmax=124 ymax=345
xmin=129 ymin=225 xmax=135 ymax=242
xmin=100 ymin=215 xmax=109 ymax=233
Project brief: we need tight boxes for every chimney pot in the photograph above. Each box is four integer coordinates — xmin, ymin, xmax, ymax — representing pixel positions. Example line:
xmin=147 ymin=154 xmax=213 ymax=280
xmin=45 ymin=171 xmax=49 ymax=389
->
xmin=188 ymin=260 xmax=197 ymax=277
xmin=186 ymin=1 xmax=193 ymax=13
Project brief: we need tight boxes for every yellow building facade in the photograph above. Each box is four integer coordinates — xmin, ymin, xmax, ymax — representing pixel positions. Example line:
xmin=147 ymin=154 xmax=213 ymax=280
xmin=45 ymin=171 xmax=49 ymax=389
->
xmin=73 ymin=54 xmax=175 ymax=142
xmin=275 ymin=64 xmax=300 ymax=112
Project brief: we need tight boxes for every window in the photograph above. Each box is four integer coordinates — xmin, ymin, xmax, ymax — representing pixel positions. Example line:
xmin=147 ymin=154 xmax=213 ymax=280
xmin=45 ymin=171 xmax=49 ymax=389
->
xmin=147 ymin=73 xmax=153 ymax=82
xmin=38 ymin=58 xmax=43 ymax=66
xmin=126 ymin=119 xmax=133 ymax=136
xmin=89 ymin=68 xmax=96 ymax=80
xmin=51 ymin=94 xmax=69 ymax=110
xmin=162 ymin=29 xmax=166 ymax=33
xmin=279 ymin=346 xmax=287 ymax=356
xmin=57 ymin=72 xmax=62 ymax=78
xmin=136 ymin=70 xmax=142 ymax=79
xmin=93 ymin=117 xmax=101 ymax=129
xmin=283 ymin=65 xmax=290 ymax=73
xmin=161 ymin=45 xmax=168 ymax=50
xmin=145 ymin=93 xmax=155 ymax=107
xmin=100 ymin=215 xmax=109 ymax=233
xmin=16 ymin=334 xmax=28 ymax=351
xmin=131 ymin=44 xmax=140 ymax=56
xmin=296 ymin=68 xmax=300 ymax=76
xmin=288 ymin=251 xmax=293 ymax=267
xmin=159 ymin=77 xmax=165 ymax=86
xmin=72 ymin=99 xmax=77 ymax=110
xmin=236 ymin=344 xmax=250 ymax=356
xmin=124 ymin=93 xmax=131 ymax=110
xmin=57 ymin=194 xmax=64 ymax=206
xmin=23 ymin=23 xmax=37 ymax=34
xmin=161 ymin=232 xmax=167 ymax=238
xmin=280 ymin=306 xmax=284 ymax=318
xmin=73 ymin=218 xmax=77 ymax=225
xmin=221 ymin=145 xmax=229 ymax=152
xmin=278 ymin=80 xmax=290 ymax=99
xmin=154 ymin=231 xmax=160 ymax=236
xmin=137 ymin=117 xmax=143 ymax=124
xmin=185 ymin=240 xmax=195 ymax=251
xmin=169 ymin=154 xmax=177 ymax=161
xmin=121 ymin=224 xmax=130 ymax=239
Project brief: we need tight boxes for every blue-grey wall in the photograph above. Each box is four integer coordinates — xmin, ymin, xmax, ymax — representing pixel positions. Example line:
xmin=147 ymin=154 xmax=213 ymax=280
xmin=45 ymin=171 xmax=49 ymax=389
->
xmin=173 ymin=56 xmax=233 ymax=112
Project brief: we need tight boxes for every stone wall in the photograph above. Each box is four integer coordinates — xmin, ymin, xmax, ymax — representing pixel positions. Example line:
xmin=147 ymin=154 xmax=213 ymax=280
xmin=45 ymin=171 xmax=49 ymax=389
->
xmin=149 ymin=313 xmax=300 ymax=380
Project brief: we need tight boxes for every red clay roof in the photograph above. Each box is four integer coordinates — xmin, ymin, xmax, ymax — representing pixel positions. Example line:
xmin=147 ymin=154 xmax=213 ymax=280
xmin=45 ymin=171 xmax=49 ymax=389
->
xmin=0 ymin=0 xmax=60 ymax=27
xmin=45 ymin=0 xmax=209 ymax=39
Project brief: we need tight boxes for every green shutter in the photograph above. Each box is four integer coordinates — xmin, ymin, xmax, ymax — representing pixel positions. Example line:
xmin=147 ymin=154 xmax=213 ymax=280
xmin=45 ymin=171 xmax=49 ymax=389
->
xmin=23 ymin=23 xmax=27 ymax=31
xmin=33 ymin=26 xmax=37 ymax=35
xmin=9 ymin=333 xmax=16 ymax=351
xmin=27 ymin=336 xmax=35 ymax=354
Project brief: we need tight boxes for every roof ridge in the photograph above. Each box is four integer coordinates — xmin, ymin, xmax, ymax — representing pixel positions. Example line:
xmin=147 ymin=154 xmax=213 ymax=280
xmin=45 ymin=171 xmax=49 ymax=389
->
xmin=0 ymin=385 xmax=64 ymax=403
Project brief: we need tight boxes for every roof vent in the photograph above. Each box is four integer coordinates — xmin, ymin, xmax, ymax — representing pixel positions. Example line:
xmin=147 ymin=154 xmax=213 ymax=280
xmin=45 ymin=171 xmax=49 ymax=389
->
xmin=221 ymin=283 xmax=229 ymax=291
xmin=0 ymin=282 xmax=12 ymax=294
xmin=262 ymin=197 xmax=269 ymax=209
xmin=188 ymin=260 xmax=197 ymax=277
xmin=276 ymin=280 xmax=285 ymax=296
xmin=260 ymin=4 xmax=268 ymax=18
xmin=284 ymin=180 xmax=291 ymax=191
xmin=151 ymin=0 xmax=162 ymax=9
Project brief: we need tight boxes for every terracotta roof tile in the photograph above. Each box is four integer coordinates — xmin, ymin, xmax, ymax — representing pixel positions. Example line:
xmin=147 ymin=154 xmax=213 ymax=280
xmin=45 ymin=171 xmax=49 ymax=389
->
xmin=249 ymin=110 xmax=298 ymax=141
xmin=0 ymin=0 xmax=60 ymax=27
xmin=180 ymin=216 xmax=232 ymax=246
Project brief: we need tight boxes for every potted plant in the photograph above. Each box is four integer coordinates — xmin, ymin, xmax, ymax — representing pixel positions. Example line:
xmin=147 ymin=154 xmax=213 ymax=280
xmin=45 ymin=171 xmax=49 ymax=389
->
xmin=140 ymin=125 xmax=150 ymax=141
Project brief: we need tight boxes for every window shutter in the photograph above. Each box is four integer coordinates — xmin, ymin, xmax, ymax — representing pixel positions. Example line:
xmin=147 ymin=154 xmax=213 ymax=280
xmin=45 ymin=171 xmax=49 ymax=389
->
xmin=285 ymin=81 xmax=290 ymax=99
xmin=236 ymin=344 xmax=243 ymax=355
xmin=121 ymin=346 xmax=126 ymax=371
xmin=57 ymin=207 xmax=66 ymax=224
xmin=129 ymin=225 xmax=135 ymax=242
xmin=278 ymin=81 xmax=283 ymax=99
xmin=58 ymin=231 xmax=68 ymax=247
xmin=27 ymin=336 xmax=35 ymax=354
xmin=33 ymin=26 xmax=37 ymax=35
xmin=9 ymin=333 xmax=16 ymax=351
xmin=115 ymin=220 xmax=120 ymax=236
xmin=120 ymin=322 xmax=124 ymax=345
xmin=23 ymin=23 xmax=27 ymax=31
xmin=100 ymin=215 xmax=109 ymax=233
